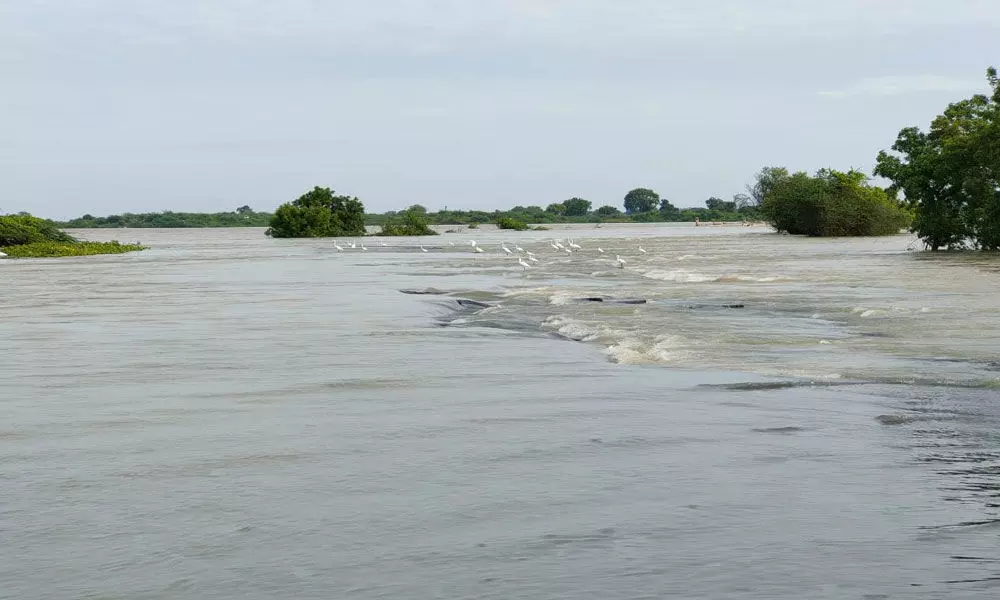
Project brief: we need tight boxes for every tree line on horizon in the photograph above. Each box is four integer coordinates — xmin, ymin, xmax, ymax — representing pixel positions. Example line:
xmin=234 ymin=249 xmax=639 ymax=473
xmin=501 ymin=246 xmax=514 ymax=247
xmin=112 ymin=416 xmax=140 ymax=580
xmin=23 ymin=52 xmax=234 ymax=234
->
xmin=56 ymin=66 xmax=999 ymax=249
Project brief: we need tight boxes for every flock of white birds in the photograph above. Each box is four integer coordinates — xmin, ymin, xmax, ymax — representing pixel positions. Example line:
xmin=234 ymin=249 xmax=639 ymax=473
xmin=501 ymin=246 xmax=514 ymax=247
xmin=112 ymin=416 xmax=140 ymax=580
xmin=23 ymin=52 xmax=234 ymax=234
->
xmin=329 ymin=237 xmax=649 ymax=271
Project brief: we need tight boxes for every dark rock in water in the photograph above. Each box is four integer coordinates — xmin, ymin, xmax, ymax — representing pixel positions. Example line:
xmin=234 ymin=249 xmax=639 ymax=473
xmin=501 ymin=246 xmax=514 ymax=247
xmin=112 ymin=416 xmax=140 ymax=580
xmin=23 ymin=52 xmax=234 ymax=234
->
xmin=400 ymin=289 xmax=439 ymax=295
xmin=751 ymin=426 xmax=805 ymax=434
xmin=680 ymin=302 xmax=745 ymax=310
xmin=875 ymin=414 xmax=917 ymax=425
xmin=456 ymin=298 xmax=491 ymax=309
xmin=575 ymin=297 xmax=647 ymax=304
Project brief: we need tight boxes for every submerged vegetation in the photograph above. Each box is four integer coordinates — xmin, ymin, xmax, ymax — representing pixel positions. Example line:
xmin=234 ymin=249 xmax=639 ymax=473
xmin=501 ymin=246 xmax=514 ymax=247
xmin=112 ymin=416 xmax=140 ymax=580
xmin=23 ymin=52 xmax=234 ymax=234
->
xmin=495 ymin=216 xmax=530 ymax=231
xmin=1 ymin=213 xmax=146 ymax=258
xmin=760 ymin=169 xmax=911 ymax=236
xmin=1 ymin=240 xmax=146 ymax=258
xmin=377 ymin=208 xmax=437 ymax=236
xmin=266 ymin=187 xmax=366 ymax=238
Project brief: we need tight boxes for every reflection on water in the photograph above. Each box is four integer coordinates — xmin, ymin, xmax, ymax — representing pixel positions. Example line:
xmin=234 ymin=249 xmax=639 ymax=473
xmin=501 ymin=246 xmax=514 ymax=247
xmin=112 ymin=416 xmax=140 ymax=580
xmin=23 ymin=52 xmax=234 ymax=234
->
xmin=1 ymin=225 xmax=999 ymax=599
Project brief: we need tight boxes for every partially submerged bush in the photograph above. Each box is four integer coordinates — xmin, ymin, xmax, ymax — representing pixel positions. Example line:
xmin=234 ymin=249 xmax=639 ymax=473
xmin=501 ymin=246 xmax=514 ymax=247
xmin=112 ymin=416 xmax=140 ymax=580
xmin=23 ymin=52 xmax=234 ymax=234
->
xmin=762 ymin=169 xmax=911 ymax=236
xmin=1 ymin=240 xmax=146 ymax=258
xmin=378 ymin=210 xmax=438 ymax=236
xmin=495 ymin=216 xmax=529 ymax=231
xmin=0 ymin=213 xmax=77 ymax=246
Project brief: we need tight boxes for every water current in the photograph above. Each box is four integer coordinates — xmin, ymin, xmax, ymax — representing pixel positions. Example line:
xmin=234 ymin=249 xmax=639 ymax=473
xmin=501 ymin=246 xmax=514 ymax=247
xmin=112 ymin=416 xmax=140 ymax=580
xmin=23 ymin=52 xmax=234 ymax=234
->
xmin=2 ymin=225 xmax=998 ymax=599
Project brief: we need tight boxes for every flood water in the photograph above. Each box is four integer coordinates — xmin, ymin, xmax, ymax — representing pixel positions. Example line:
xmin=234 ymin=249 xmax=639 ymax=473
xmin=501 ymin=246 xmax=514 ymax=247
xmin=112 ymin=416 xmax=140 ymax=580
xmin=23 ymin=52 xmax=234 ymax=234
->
xmin=2 ymin=225 xmax=999 ymax=599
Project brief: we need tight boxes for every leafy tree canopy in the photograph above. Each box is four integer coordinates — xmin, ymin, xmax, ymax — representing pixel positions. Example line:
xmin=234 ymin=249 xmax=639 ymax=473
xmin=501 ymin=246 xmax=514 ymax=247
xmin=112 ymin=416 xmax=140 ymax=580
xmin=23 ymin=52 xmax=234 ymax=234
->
xmin=595 ymin=205 xmax=621 ymax=216
xmin=266 ymin=187 xmax=365 ymax=238
xmin=875 ymin=66 xmax=1000 ymax=250
xmin=761 ymin=168 xmax=910 ymax=237
xmin=747 ymin=167 xmax=790 ymax=208
xmin=624 ymin=188 xmax=660 ymax=213
xmin=562 ymin=197 xmax=592 ymax=216
xmin=659 ymin=197 xmax=680 ymax=215
xmin=705 ymin=197 xmax=737 ymax=212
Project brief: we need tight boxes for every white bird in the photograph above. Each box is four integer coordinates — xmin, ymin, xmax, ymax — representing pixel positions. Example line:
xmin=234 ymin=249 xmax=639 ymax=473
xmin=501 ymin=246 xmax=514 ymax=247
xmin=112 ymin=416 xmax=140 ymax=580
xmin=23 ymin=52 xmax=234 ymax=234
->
xmin=527 ymin=254 xmax=539 ymax=263
xmin=564 ymin=247 xmax=572 ymax=254
xmin=518 ymin=257 xmax=531 ymax=270
xmin=500 ymin=243 xmax=512 ymax=255
xmin=597 ymin=247 xmax=605 ymax=253
xmin=349 ymin=242 xmax=357 ymax=249
xmin=474 ymin=245 xmax=485 ymax=253
xmin=379 ymin=241 xmax=387 ymax=247
xmin=550 ymin=240 xmax=560 ymax=250
xmin=449 ymin=241 xmax=455 ymax=246
xmin=420 ymin=245 xmax=428 ymax=252
xmin=616 ymin=254 xmax=626 ymax=268
xmin=333 ymin=241 xmax=344 ymax=252
xmin=361 ymin=242 xmax=368 ymax=251
xmin=637 ymin=245 xmax=647 ymax=254
xmin=470 ymin=240 xmax=478 ymax=247
xmin=0 ymin=251 xmax=7 ymax=258
xmin=515 ymin=245 xmax=524 ymax=253
xmin=569 ymin=239 xmax=582 ymax=249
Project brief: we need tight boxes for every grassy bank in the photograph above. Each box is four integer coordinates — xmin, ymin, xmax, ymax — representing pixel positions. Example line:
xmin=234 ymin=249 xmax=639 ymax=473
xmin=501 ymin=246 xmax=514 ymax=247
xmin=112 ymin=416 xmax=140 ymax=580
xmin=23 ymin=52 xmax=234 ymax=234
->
xmin=1 ymin=240 xmax=147 ymax=258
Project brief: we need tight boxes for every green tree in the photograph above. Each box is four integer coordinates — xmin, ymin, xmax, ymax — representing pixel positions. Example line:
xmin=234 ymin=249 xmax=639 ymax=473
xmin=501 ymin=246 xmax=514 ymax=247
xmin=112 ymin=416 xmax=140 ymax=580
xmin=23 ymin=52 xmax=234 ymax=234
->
xmin=236 ymin=205 xmax=253 ymax=215
xmin=378 ymin=208 xmax=437 ymax=236
xmin=545 ymin=203 xmax=566 ymax=216
xmin=747 ymin=167 xmax=790 ymax=208
xmin=705 ymin=197 xmax=737 ymax=212
xmin=595 ymin=205 xmax=621 ymax=217
xmin=659 ymin=197 xmax=680 ymax=219
xmin=761 ymin=169 xmax=910 ymax=236
xmin=562 ymin=197 xmax=592 ymax=216
xmin=875 ymin=66 xmax=1000 ymax=250
xmin=266 ymin=186 xmax=365 ymax=238
xmin=406 ymin=204 xmax=428 ymax=214
xmin=624 ymin=188 xmax=659 ymax=214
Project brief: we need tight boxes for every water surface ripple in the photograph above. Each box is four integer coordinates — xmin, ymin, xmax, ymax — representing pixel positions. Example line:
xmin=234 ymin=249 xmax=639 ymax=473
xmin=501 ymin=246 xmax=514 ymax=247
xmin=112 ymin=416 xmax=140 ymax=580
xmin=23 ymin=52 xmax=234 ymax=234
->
xmin=2 ymin=225 xmax=999 ymax=599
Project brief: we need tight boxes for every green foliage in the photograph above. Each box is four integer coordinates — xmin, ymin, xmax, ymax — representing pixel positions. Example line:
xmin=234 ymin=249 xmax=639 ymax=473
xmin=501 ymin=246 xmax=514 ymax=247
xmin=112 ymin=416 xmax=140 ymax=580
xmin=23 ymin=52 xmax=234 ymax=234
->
xmin=60 ymin=210 xmax=272 ymax=228
xmin=562 ymin=198 xmax=592 ymax=216
xmin=875 ymin=67 xmax=1000 ymax=250
xmin=1 ymin=213 xmax=77 ymax=246
xmin=624 ymin=188 xmax=660 ymax=214
xmin=467 ymin=222 xmax=479 ymax=229
xmin=1 ymin=212 xmax=145 ymax=258
xmin=595 ymin=205 xmax=621 ymax=217
xmin=495 ymin=216 xmax=530 ymax=230
xmin=266 ymin=187 xmax=365 ymax=238
xmin=2 ymin=240 xmax=146 ymax=258
xmin=705 ymin=197 xmax=737 ymax=212
xmin=659 ymin=197 xmax=680 ymax=218
xmin=761 ymin=169 xmax=911 ymax=236
xmin=545 ymin=203 xmax=566 ymax=216
xmin=747 ymin=167 xmax=790 ymax=208
xmin=378 ymin=209 xmax=438 ymax=236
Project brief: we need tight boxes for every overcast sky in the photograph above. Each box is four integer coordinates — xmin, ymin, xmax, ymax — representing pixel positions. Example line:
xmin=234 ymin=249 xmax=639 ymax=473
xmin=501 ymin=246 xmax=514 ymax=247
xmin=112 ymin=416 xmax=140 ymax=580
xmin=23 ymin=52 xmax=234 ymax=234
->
xmin=3 ymin=1 xmax=998 ymax=218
